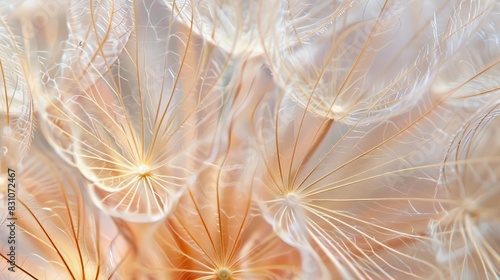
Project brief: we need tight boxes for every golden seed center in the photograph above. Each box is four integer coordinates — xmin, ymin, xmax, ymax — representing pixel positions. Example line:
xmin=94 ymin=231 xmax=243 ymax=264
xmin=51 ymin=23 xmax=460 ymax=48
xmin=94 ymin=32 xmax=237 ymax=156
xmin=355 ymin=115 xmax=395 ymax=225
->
xmin=136 ymin=164 xmax=151 ymax=177
xmin=217 ymin=268 xmax=232 ymax=280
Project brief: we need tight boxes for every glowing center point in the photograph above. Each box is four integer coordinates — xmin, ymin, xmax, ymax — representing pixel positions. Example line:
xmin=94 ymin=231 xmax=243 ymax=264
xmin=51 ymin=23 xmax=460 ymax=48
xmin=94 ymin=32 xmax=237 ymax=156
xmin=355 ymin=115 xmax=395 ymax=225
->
xmin=330 ymin=104 xmax=344 ymax=113
xmin=217 ymin=268 xmax=232 ymax=280
xmin=136 ymin=164 xmax=150 ymax=177
xmin=284 ymin=192 xmax=300 ymax=208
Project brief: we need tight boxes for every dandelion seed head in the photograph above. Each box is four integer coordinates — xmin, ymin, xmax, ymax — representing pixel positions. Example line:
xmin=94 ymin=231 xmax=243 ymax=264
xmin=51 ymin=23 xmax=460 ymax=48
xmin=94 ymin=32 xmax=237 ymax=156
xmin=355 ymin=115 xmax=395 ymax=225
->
xmin=429 ymin=104 xmax=500 ymax=278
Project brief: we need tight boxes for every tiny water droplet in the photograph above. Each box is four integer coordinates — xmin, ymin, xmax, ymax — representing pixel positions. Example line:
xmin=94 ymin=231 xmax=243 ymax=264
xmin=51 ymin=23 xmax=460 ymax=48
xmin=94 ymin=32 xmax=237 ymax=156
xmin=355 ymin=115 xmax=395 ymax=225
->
xmin=1 ymin=146 xmax=7 ymax=156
